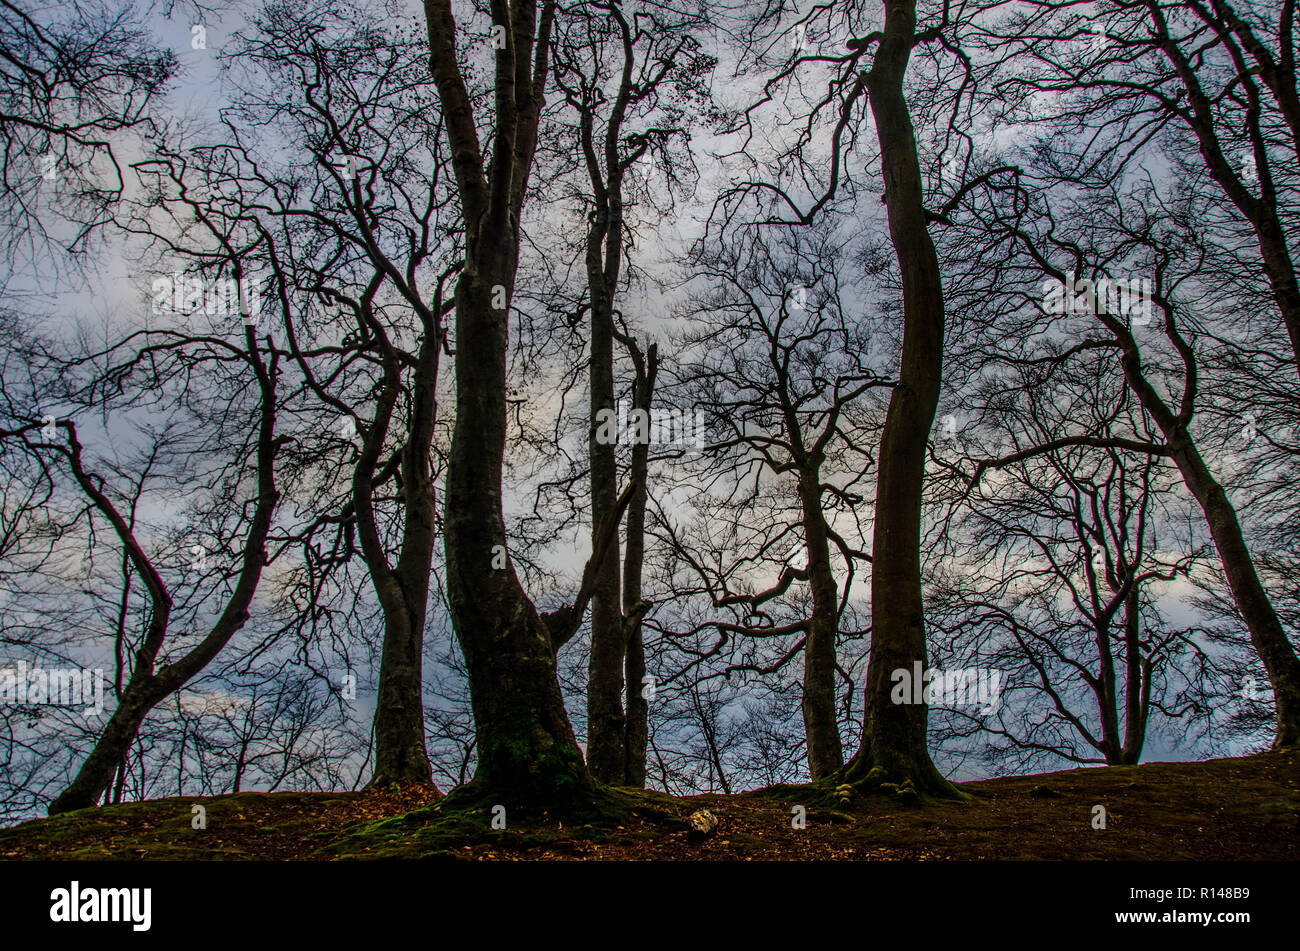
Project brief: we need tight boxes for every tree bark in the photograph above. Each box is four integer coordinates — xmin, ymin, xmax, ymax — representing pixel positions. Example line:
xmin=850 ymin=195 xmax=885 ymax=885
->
xmin=575 ymin=9 xmax=646 ymax=784
xmin=1120 ymin=586 xmax=1149 ymax=764
xmin=620 ymin=341 xmax=656 ymax=787
xmin=426 ymin=0 xmax=593 ymax=803
xmin=585 ymin=179 xmax=625 ymax=785
xmin=1111 ymin=316 xmax=1300 ymax=747
xmin=445 ymin=268 xmax=592 ymax=800
xmin=840 ymin=0 xmax=959 ymax=796
xmin=50 ymin=686 xmax=164 ymax=814
xmin=798 ymin=475 xmax=845 ymax=778
xmin=358 ymin=318 xmax=438 ymax=788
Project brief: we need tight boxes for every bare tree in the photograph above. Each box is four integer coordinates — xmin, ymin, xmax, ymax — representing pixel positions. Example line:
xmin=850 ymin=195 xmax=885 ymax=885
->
xmin=175 ymin=5 xmax=467 ymax=786
xmin=426 ymin=0 xmax=617 ymax=805
xmin=548 ymin=0 xmax=714 ymax=786
xmin=953 ymin=165 xmax=1300 ymax=748
xmin=930 ymin=351 xmax=1211 ymax=768
xmin=0 ymin=0 xmax=173 ymax=273
xmin=667 ymin=224 xmax=886 ymax=778
xmin=2 ymin=297 xmax=289 ymax=814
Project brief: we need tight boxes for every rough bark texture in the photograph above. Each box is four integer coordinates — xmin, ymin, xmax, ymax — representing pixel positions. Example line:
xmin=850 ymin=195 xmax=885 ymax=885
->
xmin=427 ymin=0 xmax=595 ymax=803
xmin=585 ymin=168 xmax=626 ymax=785
xmin=366 ymin=600 xmax=433 ymax=787
xmin=840 ymin=0 xmax=959 ymax=796
xmin=620 ymin=341 xmax=656 ymax=787
xmin=445 ymin=267 xmax=593 ymax=801
xmin=798 ymin=475 xmax=845 ymax=778
xmin=359 ymin=329 xmax=438 ymax=788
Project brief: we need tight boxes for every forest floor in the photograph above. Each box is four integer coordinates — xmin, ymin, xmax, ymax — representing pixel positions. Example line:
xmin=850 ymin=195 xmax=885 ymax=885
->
xmin=1 ymin=750 xmax=1296 ymax=861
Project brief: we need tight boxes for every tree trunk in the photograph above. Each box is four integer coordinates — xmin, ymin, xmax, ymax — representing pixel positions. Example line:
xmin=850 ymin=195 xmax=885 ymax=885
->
xmin=1171 ymin=438 xmax=1300 ymax=747
xmin=49 ymin=685 xmax=161 ymax=813
xmin=798 ymin=476 xmax=844 ymax=778
xmin=585 ymin=216 xmax=626 ymax=785
xmin=622 ymin=617 xmax=647 ymax=787
xmin=1115 ymin=331 xmax=1300 ymax=747
xmin=368 ymin=603 xmax=433 ymax=786
xmin=1095 ymin=613 xmax=1123 ymax=765
xmin=444 ymin=262 xmax=593 ymax=803
xmin=361 ymin=341 xmax=438 ymax=788
xmin=620 ymin=344 xmax=655 ymax=786
xmin=49 ymin=330 xmax=281 ymax=814
xmin=840 ymin=0 xmax=959 ymax=796
xmin=1120 ymin=586 xmax=1148 ymax=764
xmin=426 ymin=0 xmax=591 ymax=804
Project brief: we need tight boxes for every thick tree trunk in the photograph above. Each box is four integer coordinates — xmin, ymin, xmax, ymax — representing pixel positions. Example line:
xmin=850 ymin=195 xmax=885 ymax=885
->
xmin=49 ymin=684 xmax=162 ymax=813
xmin=840 ymin=0 xmax=959 ymax=796
xmin=444 ymin=263 xmax=593 ymax=802
xmin=798 ymin=478 xmax=844 ymax=779
xmin=368 ymin=603 xmax=433 ymax=786
xmin=426 ymin=0 xmax=589 ymax=803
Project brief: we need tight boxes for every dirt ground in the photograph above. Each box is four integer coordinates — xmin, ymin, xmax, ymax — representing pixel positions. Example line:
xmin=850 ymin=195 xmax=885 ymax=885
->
xmin=1 ymin=750 xmax=1295 ymax=860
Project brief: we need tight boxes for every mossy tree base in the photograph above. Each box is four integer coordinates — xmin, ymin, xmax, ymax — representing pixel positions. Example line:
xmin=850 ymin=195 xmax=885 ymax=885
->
xmin=323 ymin=782 xmax=685 ymax=859
xmin=830 ymin=749 xmax=971 ymax=803
xmin=364 ymin=769 xmax=439 ymax=794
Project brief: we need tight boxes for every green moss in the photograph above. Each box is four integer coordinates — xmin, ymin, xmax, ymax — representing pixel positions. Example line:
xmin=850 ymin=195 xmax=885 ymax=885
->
xmin=3 ymin=752 xmax=1293 ymax=861
xmin=1257 ymin=794 xmax=1300 ymax=817
xmin=317 ymin=782 xmax=674 ymax=859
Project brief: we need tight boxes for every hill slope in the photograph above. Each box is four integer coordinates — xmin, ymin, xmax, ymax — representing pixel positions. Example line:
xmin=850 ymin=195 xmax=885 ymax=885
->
xmin=1 ymin=751 xmax=1296 ymax=860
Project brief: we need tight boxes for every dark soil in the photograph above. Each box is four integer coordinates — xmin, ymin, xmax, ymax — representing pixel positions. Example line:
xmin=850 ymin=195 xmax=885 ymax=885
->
xmin=2 ymin=750 xmax=1295 ymax=860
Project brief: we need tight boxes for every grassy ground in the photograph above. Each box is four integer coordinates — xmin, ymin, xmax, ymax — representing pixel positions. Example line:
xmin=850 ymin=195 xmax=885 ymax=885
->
xmin=2 ymin=750 xmax=1296 ymax=860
